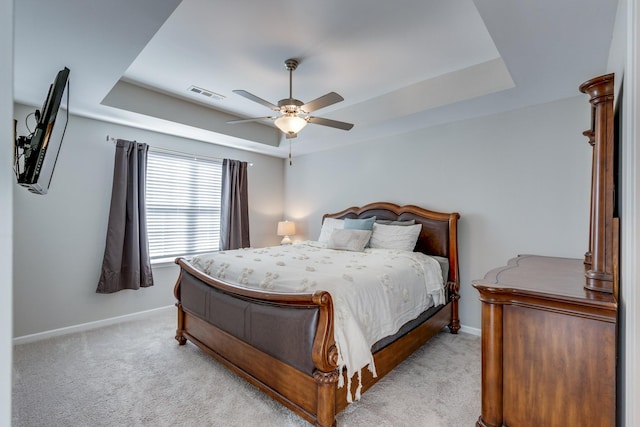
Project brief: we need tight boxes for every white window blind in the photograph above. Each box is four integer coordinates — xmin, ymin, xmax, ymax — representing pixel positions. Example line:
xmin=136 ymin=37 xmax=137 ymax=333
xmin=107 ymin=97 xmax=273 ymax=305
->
xmin=146 ymin=150 xmax=222 ymax=262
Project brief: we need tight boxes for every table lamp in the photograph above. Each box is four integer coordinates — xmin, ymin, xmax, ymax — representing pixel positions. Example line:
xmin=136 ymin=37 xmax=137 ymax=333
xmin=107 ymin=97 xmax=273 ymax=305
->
xmin=277 ymin=221 xmax=296 ymax=245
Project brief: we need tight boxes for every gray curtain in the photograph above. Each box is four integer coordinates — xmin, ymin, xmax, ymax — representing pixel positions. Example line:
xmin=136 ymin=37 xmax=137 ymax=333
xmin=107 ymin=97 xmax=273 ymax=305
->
xmin=219 ymin=159 xmax=250 ymax=250
xmin=96 ymin=139 xmax=153 ymax=293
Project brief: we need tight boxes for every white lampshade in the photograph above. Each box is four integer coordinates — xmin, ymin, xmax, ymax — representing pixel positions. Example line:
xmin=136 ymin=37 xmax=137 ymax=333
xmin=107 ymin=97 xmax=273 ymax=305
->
xmin=277 ymin=221 xmax=296 ymax=245
xmin=274 ymin=115 xmax=308 ymax=135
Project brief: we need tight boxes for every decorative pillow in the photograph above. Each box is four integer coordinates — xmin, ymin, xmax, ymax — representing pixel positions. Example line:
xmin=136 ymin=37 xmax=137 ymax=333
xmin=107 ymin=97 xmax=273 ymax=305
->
xmin=317 ymin=218 xmax=344 ymax=243
xmin=369 ymin=223 xmax=422 ymax=251
xmin=327 ymin=229 xmax=372 ymax=252
xmin=344 ymin=216 xmax=376 ymax=230
xmin=375 ymin=219 xmax=416 ymax=226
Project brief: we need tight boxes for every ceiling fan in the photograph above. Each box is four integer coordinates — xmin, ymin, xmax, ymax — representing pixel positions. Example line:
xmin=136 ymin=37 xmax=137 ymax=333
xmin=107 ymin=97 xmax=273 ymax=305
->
xmin=227 ymin=58 xmax=354 ymax=139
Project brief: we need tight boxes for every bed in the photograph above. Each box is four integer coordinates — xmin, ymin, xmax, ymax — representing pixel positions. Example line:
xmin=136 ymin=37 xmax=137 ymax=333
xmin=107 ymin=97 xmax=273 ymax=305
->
xmin=173 ymin=202 xmax=460 ymax=426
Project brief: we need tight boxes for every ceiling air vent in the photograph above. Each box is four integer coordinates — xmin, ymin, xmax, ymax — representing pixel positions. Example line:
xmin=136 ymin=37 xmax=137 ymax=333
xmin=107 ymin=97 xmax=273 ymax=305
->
xmin=187 ymin=85 xmax=225 ymax=101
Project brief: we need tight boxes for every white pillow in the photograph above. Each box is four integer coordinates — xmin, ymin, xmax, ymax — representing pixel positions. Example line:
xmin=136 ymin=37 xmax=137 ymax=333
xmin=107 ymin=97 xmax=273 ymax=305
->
xmin=317 ymin=218 xmax=344 ymax=243
xmin=369 ymin=223 xmax=422 ymax=251
xmin=327 ymin=229 xmax=372 ymax=252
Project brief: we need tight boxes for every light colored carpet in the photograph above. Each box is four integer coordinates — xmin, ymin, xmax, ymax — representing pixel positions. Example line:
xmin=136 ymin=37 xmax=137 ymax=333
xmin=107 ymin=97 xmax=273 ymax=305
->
xmin=12 ymin=308 xmax=481 ymax=426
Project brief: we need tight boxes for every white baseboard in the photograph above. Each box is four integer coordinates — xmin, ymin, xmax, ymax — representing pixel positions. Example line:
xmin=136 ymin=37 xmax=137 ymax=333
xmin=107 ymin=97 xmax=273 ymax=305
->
xmin=13 ymin=305 xmax=174 ymax=345
xmin=459 ymin=324 xmax=481 ymax=336
xmin=14 ymin=305 xmax=481 ymax=345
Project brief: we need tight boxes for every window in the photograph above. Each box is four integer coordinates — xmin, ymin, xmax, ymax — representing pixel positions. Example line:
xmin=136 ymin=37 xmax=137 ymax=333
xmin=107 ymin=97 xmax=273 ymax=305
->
xmin=146 ymin=150 xmax=222 ymax=263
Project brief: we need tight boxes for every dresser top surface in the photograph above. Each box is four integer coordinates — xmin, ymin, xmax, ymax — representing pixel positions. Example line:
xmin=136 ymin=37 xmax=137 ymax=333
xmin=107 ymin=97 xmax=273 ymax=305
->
xmin=472 ymin=254 xmax=617 ymax=308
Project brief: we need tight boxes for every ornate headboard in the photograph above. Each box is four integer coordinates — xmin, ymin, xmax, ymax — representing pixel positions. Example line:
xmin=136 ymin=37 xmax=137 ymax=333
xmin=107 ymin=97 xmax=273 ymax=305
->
xmin=323 ymin=202 xmax=460 ymax=288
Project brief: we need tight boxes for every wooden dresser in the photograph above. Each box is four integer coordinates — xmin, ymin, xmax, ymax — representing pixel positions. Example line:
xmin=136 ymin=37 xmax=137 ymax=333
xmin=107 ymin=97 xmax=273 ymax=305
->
xmin=473 ymin=255 xmax=617 ymax=427
xmin=473 ymin=74 xmax=619 ymax=427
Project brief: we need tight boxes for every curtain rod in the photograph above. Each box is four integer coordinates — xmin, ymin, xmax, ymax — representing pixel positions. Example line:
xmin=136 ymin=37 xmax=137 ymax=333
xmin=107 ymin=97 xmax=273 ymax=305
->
xmin=105 ymin=135 xmax=253 ymax=165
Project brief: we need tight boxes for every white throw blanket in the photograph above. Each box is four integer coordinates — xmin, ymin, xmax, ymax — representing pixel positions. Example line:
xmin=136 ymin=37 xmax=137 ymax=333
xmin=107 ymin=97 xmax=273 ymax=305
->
xmin=189 ymin=241 xmax=445 ymax=401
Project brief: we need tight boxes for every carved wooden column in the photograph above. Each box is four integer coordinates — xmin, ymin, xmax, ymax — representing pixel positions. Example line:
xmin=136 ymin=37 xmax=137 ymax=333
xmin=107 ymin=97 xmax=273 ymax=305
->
xmin=579 ymin=74 xmax=615 ymax=293
xmin=583 ymin=127 xmax=595 ymax=267
xmin=476 ymin=300 xmax=503 ymax=427
xmin=314 ymin=370 xmax=339 ymax=427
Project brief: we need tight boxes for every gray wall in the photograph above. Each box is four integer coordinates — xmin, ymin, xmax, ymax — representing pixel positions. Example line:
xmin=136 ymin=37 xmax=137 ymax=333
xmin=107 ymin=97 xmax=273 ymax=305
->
xmin=12 ymin=104 xmax=285 ymax=337
xmin=609 ymin=1 xmax=640 ymax=425
xmin=12 ymin=95 xmax=591 ymax=336
xmin=1 ymin=0 xmax=13 ymax=422
xmin=284 ymin=95 xmax=591 ymax=330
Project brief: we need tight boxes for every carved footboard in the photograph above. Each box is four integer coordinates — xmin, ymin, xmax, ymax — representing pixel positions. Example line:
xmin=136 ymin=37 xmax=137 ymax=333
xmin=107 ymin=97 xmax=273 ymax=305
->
xmin=174 ymin=258 xmax=340 ymax=426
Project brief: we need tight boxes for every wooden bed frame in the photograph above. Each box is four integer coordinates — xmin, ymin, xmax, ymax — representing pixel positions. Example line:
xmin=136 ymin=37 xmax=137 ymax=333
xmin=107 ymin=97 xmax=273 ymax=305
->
xmin=174 ymin=202 xmax=460 ymax=426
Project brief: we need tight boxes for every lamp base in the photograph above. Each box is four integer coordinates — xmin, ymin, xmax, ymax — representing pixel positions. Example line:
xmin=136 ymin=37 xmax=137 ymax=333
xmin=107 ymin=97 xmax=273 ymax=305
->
xmin=280 ymin=236 xmax=292 ymax=245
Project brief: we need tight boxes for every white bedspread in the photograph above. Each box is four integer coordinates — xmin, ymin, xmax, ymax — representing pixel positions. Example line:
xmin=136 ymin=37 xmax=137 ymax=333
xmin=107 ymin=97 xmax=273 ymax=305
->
xmin=189 ymin=241 xmax=445 ymax=401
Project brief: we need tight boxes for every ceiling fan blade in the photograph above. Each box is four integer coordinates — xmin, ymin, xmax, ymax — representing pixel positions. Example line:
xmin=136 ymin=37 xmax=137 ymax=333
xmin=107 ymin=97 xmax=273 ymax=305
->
xmin=232 ymin=90 xmax=279 ymax=111
xmin=226 ymin=116 xmax=275 ymax=124
xmin=307 ymin=116 xmax=354 ymax=131
xmin=301 ymin=92 xmax=344 ymax=113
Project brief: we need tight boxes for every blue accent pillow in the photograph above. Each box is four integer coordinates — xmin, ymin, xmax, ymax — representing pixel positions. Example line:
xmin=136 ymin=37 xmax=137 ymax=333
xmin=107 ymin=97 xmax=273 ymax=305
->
xmin=344 ymin=217 xmax=376 ymax=247
xmin=344 ymin=216 xmax=376 ymax=230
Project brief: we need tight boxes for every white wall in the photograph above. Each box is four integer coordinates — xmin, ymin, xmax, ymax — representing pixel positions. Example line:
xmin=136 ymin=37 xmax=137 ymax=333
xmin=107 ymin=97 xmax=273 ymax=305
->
xmin=1 ymin=0 xmax=13 ymax=422
xmin=285 ymin=95 xmax=591 ymax=330
xmin=12 ymin=105 xmax=285 ymax=338
xmin=606 ymin=1 xmax=640 ymax=425
xmin=617 ymin=1 xmax=640 ymax=426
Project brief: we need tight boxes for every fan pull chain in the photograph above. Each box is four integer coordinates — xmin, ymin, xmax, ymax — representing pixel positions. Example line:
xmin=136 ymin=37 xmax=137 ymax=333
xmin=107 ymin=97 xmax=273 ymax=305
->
xmin=289 ymin=140 xmax=293 ymax=166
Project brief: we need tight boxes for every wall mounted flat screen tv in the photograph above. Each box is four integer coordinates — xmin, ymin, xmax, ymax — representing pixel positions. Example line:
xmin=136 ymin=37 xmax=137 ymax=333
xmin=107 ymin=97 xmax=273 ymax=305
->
xmin=14 ymin=67 xmax=70 ymax=195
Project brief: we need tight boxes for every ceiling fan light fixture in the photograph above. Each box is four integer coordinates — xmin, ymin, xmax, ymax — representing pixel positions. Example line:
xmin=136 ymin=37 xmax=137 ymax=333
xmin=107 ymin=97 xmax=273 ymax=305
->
xmin=229 ymin=58 xmax=353 ymax=135
xmin=274 ymin=114 xmax=308 ymax=135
